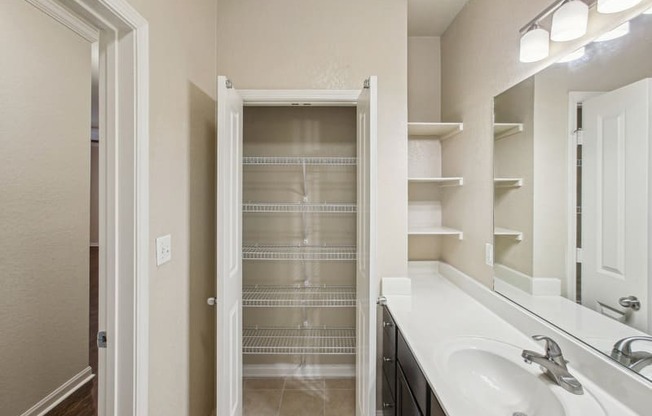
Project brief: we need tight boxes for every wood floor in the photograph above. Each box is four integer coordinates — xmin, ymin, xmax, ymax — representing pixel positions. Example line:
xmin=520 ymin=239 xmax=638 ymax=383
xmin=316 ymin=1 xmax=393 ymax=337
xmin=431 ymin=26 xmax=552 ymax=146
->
xmin=46 ymin=247 xmax=98 ymax=416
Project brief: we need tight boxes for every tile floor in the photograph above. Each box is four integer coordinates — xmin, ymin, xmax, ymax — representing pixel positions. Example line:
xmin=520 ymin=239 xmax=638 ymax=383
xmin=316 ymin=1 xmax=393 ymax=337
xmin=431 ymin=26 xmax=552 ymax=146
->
xmin=243 ymin=377 xmax=355 ymax=416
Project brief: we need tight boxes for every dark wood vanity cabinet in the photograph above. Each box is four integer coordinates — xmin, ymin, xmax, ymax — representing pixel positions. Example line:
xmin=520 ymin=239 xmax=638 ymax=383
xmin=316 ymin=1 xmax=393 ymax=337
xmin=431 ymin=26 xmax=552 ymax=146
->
xmin=380 ymin=306 xmax=447 ymax=416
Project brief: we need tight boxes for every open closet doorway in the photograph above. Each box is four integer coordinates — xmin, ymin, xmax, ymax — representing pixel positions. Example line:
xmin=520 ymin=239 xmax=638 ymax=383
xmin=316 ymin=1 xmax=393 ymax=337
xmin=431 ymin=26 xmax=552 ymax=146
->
xmin=1 ymin=1 xmax=149 ymax=415
xmin=213 ymin=77 xmax=378 ymax=416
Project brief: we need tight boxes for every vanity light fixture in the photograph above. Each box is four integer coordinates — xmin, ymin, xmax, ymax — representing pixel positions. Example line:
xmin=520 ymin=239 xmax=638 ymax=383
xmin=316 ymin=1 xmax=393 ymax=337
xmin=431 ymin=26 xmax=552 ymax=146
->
xmin=551 ymin=0 xmax=589 ymax=41
xmin=557 ymin=46 xmax=586 ymax=62
xmin=594 ymin=21 xmax=630 ymax=41
xmin=519 ymin=0 xmax=644 ymax=63
xmin=520 ymin=25 xmax=551 ymax=62
xmin=597 ymin=0 xmax=642 ymax=14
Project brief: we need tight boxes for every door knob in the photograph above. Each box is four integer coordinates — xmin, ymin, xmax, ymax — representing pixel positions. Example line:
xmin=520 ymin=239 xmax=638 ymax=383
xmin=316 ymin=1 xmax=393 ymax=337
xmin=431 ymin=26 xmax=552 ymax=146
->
xmin=619 ymin=296 xmax=641 ymax=311
xmin=207 ymin=297 xmax=217 ymax=306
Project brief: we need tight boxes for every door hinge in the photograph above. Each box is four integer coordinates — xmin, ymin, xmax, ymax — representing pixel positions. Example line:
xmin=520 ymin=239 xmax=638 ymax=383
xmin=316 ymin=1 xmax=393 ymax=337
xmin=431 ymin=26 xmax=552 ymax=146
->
xmin=363 ymin=78 xmax=370 ymax=89
xmin=225 ymin=79 xmax=233 ymax=89
xmin=575 ymin=129 xmax=584 ymax=145
xmin=97 ymin=331 xmax=107 ymax=349
xmin=576 ymin=247 xmax=583 ymax=263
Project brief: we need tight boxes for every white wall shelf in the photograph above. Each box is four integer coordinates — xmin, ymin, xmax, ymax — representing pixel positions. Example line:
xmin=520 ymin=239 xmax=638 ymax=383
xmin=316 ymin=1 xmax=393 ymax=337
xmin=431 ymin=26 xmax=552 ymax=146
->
xmin=242 ymin=327 xmax=356 ymax=355
xmin=242 ymin=243 xmax=356 ymax=261
xmin=408 ymin=122 xmax=463 ymax=140
xmin=408 ymin=177 xmax=464 ymax=186
xmin=494 ymin=227 xmax=523 ymax=241
xmin=494 ymin=178 xmax=523 ymax=188
xmin=494 ymin=123 xmax=524 ymax=140
xmin=408 ymin=226 xmax=463 ymax=240
xmin=243 ymin=156 xmax=356 ymax=166
xmin=243 ymin=202 xmax=356 ymax=214
xmin=243 ymin=285 xmax=356 ymax=307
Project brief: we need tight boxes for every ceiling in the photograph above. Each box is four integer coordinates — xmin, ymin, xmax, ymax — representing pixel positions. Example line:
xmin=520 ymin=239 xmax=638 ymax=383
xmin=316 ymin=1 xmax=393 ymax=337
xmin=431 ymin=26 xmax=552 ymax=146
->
xmin=408 ymin=0 xmax=470 ymax=36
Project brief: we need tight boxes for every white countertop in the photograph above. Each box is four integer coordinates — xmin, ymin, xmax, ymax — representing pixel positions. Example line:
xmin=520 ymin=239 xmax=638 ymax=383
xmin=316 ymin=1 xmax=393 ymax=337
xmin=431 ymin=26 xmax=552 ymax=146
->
xmin=383 ymin=269 xmax=641 ymax=416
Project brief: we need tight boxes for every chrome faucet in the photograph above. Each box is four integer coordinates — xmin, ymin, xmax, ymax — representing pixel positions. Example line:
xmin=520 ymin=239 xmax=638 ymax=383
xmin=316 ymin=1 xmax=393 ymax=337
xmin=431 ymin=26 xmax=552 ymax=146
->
xmin=611 ymin=336 xmax=652 ymax=372
xmin=521 ymin=335 xmax=584 ymax=395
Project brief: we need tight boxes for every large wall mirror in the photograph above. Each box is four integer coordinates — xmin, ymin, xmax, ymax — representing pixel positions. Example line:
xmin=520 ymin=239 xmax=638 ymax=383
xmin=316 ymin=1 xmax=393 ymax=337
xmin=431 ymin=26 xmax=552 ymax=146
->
xmin=493 ymin=10 xmax=652 ymax=382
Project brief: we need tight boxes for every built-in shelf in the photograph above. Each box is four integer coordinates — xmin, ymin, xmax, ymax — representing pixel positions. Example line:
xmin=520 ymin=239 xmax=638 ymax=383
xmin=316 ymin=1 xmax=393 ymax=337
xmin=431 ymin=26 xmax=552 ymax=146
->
xmin=243 ymin=202 xmax=356 ymax=213
xmin=494 ymin=178 xmax=523 ymax=188
xmin=243 ymin=156 xmax=356 ymax=166
xmin=242 ymin=327 xmax=356 ymax=355
xmin=242 ymin=243 xmax=356 ymax=261
xmin=408 ymin=177 xmax=464 ymax=186
xmin=494 ymin=227 xmax=523 ymax=241
xmin=494 ymin=123 xmax=524 ymax=140
xmin=408 ymin=226 xmax=463 ymax=240
xmin=243 ymin=285 xmax=356 ymax=308
xmin=408 ymin=122 xmax=463 ymax=140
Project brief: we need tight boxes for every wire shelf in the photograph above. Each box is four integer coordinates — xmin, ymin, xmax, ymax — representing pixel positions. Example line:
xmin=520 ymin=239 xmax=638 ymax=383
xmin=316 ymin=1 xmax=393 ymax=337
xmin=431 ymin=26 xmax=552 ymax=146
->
xmin=243 ymin=156 xmax=357 ymax=166
xmin=243 ymin=202 xmax=357 ymax=214
xmin=243 ymin=243 xmax=357 ymax=261
xmin=243 ymin=285 xmax=356 ymax=307
xmin=243 ymin=327 xmax=356 ymax=355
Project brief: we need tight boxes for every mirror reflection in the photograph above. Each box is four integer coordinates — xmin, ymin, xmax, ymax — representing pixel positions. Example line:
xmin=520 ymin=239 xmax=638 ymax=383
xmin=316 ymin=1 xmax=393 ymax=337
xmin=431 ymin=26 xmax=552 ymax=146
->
xmin=493 ymin=12 xmax=652 ymax=381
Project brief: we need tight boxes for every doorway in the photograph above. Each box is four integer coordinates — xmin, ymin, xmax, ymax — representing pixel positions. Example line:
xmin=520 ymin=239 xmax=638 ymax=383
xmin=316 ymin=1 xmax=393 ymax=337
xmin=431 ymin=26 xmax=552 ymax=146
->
xmin=0 ymin=1 xmax=150 ymax=415
xmin=215 ymin=79 xmax=378 ymax=416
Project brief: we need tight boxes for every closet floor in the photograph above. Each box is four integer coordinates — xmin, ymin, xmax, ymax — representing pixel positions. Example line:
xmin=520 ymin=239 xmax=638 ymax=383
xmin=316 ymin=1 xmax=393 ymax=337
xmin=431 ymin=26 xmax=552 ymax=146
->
xmin=243 ymin=377 xmax=355 ymax=416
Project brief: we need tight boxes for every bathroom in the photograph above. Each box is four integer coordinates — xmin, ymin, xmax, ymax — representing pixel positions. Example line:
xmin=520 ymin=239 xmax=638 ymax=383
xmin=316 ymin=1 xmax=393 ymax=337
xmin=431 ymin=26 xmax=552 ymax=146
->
xmin=1 ymin=0 xmax=652 ymax=415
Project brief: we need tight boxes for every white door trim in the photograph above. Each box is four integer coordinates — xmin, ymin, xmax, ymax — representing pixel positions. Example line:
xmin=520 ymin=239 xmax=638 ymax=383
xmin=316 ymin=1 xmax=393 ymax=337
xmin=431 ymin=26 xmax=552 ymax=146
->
xmin=24 ymin=1 xmax=149 ymax=415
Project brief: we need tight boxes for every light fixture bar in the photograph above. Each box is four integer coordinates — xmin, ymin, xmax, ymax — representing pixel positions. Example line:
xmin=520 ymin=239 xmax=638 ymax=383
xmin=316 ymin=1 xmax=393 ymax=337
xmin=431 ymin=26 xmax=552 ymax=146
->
xmin=520 ymin=0 xmax=596 ymax=34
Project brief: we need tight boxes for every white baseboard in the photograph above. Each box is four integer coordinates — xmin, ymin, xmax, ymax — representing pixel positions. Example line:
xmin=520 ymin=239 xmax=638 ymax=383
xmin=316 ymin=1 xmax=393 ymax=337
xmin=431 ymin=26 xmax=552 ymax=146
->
xmin=243 ymin=364 xmax=355 ymax=378
xmin=494 ymin=263 xmax=561 ymax=296
xmin=20 ymin=366 xmax=94 ymax=416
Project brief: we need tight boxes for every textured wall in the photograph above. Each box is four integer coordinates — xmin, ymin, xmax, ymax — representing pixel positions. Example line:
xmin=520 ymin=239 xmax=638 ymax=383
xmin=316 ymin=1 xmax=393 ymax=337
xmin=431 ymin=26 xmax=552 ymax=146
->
xmin=408 ymin=36 xmax=441 ymax=122
xmin=0 ymin=2 xmax=90 ymax=414
xmin=440 ymin=0 xmax=652 ymax=287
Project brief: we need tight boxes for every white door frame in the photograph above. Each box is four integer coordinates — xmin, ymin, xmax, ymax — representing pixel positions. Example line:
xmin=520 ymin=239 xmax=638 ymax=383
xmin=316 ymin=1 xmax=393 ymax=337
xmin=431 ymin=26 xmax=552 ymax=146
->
xmin=220 ymin=86 xmax=376 ymax=414
xmin=24 ymin=1 xmax=149 ymax=415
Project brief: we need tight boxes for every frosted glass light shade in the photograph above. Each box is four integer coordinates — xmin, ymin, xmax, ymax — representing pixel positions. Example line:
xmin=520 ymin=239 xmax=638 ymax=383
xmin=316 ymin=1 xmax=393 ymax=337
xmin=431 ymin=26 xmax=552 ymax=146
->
xmin=597 ymin=0 xmax=642 ymax=14
xmin=551 ymin=0 xmax=589 ymax=41
xmin=520 ymin=27 xmax=550 ymax=62
xmin=595 ymin=22 xmax=630 ymax=42
xmin=558 ymin=47 xmax=586 ymax=63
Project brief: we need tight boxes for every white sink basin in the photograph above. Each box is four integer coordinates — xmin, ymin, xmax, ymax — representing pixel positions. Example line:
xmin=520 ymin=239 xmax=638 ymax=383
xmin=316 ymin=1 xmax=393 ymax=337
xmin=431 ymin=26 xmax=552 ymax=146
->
xmin=433 ymin=337 xmax=607 ymax=416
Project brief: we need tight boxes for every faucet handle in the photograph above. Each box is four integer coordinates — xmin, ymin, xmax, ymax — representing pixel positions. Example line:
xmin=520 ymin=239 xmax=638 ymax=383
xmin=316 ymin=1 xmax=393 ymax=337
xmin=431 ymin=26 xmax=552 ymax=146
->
xmin=532 ymin=335 xmax=563 ymax=358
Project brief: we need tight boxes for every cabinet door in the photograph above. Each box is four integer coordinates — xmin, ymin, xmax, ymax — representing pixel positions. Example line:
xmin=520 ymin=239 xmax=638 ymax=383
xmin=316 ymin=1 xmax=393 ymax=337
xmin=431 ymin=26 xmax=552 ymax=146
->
xmin=397 ymin=331 xmax=428 ymax=413
xmin=397 ymin=364 xmax=423 ymax=416
xmin=429 ymin=391 xmax=446 ymax=416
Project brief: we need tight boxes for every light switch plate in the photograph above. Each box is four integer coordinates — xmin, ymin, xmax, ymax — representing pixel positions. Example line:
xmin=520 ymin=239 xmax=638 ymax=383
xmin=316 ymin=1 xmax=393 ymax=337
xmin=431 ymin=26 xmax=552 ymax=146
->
xmin=156 ymin=234 xmax=172 ymax=266
xmin=485 ymin=243 xmax=494 ymax=266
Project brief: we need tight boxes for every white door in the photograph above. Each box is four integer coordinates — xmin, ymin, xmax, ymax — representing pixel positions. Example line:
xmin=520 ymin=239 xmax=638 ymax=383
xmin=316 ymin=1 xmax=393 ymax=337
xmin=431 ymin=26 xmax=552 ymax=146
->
xmin=216 ymin=75 xmax=244 ymax=416
xmin=582 ymin=78 xmax=651 ymax=332
xmin=356 ymin=77 xmax=378 ymax=416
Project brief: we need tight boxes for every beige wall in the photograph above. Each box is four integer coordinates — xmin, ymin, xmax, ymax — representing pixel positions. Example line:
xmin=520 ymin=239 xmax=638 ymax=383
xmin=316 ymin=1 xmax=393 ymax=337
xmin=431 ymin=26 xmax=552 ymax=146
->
xmin=440 ymin=0 xmax=652 ymax=287
xmin=0 ymin=2 xmax=90 ymax=414
xmin=123 ymin=0 xmax=217 ymax=415
xmin=217 ymin=0 xmax=408 ymax=281
xmin=408 ymin=36 xmax=441 ymax=122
